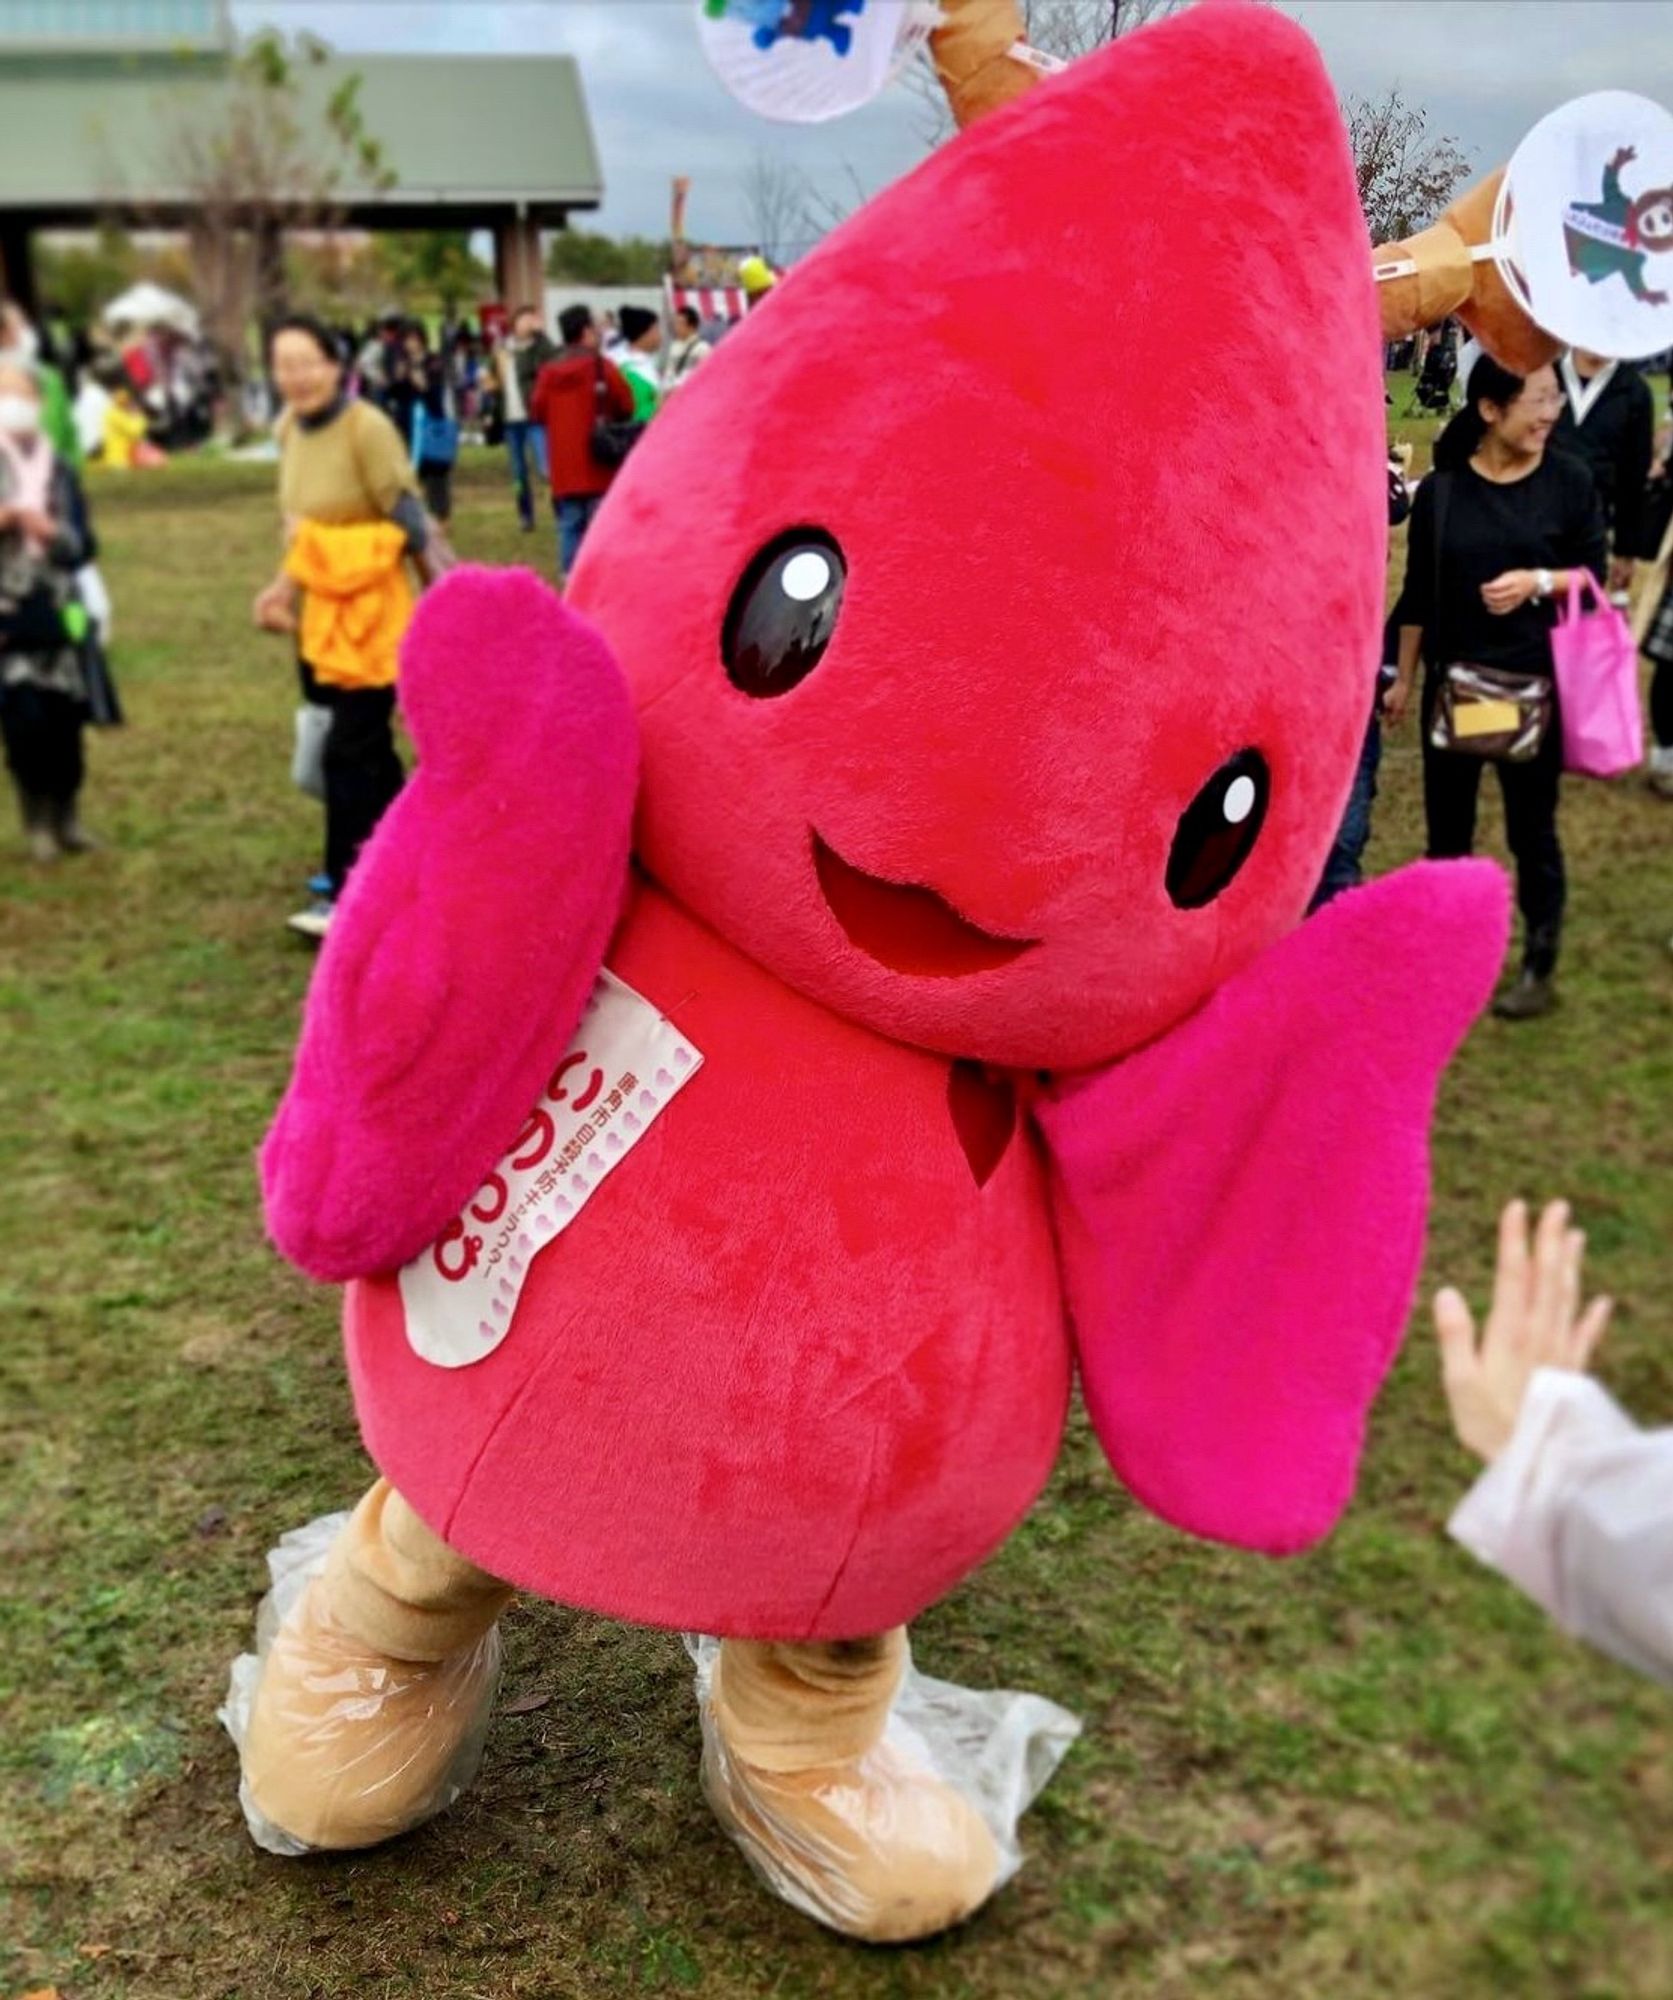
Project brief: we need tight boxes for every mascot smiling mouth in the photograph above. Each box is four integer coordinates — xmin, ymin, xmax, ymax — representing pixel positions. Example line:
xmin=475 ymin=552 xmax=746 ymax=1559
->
xmin=812 ymin=831 xmax=1038 ymax=978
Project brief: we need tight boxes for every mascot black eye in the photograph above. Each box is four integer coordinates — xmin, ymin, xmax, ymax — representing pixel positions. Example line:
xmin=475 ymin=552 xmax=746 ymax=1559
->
xmin=1166 ymin=749 xmax=1270 ymax=909
xmin=723 ymin=530 xmax=846 ymax=697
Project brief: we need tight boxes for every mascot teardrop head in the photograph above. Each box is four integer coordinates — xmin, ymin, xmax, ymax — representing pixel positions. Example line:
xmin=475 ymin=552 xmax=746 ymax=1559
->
xmin=571 ymin=0 xmax=1384 ymax=1071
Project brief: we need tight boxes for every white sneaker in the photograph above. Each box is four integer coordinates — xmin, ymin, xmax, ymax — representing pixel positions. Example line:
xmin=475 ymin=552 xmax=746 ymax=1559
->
xmin=1648 ymin=747 xmax=1673 ymax=799
xmin=285 ymin=901 xmax=334 ymax=942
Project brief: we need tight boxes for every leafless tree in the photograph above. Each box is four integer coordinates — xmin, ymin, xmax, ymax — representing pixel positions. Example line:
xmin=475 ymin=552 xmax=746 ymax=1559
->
xmin=118 ymin=31 xmax=391 ymax=405
xmin=911 ymin=0 xmax=1183 ymax=142
xmin=1020 ymin=0 xmax=1181 ymax=56
xmin=792 ymin=161 xmax=876 ymax=247
xmin=1345 ymin=86 xmax=1472 ymax=248
xmin=740 ymin=150 xmax=818 ymax=268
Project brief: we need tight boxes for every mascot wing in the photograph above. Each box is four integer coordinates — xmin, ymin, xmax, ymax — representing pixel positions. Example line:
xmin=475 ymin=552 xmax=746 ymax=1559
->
xmin=262 ymin=567 xmax=639 ymax=1281
xmin=1034 ymin=862 xmax=1509 ymax=1554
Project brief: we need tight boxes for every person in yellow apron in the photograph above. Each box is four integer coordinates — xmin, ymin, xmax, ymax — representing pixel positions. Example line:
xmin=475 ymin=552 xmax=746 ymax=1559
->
xmin=253 ymin=313 xmax=435 ymax=941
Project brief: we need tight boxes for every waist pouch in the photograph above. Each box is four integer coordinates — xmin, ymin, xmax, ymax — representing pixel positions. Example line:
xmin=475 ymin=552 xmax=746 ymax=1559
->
xmin=1430 ymin=661 xmax=1552 ymax=762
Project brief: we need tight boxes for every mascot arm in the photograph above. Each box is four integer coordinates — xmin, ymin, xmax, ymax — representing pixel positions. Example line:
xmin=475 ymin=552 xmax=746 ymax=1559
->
xmin=261 ymin=567 xmax=639 ymax=1283
xmin=1034 ymin=861 xmax=1509 ymax=1555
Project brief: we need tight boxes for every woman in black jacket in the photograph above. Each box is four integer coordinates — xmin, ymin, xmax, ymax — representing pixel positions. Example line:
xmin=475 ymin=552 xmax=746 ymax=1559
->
xmin=1386 ymin=354 xmax=1606 ymax=1020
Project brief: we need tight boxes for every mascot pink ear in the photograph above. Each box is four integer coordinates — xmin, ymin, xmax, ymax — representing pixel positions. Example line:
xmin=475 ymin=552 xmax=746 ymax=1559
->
xmin=261 ymin=567 xmax=638 ymax=1282
xmin=1035 ymin=862 xmax=1509 ymax=1554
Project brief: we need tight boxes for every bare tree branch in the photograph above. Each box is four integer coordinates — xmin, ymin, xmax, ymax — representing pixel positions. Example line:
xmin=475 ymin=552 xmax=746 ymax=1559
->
xmin=909 ymin=0 xmax=1183 ymax=144
xmin=796 ymin=160 xmax=873 ymax=242
xmin=740 ymin=150 xmax=817 ymax=267
xmin=1344 ymin=86 xmax=1472 ymax=247
xmin=1022 ymin=0 xmax=1179 ymax=57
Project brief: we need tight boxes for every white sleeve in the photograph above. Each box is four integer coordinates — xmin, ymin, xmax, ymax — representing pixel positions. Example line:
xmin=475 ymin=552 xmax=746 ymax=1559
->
xmin=1448 ymin=1368 xmax=1673 ymax=1689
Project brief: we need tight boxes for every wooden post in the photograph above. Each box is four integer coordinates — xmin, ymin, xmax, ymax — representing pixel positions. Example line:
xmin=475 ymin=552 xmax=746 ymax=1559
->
xmin=0 ymin=216 xmax=38 ymax=316
xmin=494 ymin=210 xmax=545 ymax=313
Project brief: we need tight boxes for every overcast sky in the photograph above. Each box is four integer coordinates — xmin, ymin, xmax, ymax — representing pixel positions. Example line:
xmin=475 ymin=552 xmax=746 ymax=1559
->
xmin=229 ymin=1 xmax=1673 ymax=247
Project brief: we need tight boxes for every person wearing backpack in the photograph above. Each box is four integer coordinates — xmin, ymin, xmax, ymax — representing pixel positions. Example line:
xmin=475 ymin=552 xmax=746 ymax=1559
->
xmin=401 ymin=323 xmax=460 ymax=527
xmin=528 ymin=305 xmax=635 ymax=580
xmin=1383 ymin=354 xmax=1606 ymax=1021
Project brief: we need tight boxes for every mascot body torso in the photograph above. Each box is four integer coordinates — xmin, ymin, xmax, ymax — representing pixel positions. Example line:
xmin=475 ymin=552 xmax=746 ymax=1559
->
xmin=347 ymin=879 xmax=1071 ymax=1640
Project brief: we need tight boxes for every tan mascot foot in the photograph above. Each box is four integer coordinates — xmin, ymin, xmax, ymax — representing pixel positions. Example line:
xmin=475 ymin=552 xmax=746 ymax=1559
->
xmin=224 ymin=1491 xmax=1078 ymax=1918
xmin=223 ymin=1483 xmax=511 ymax=1855
xmin=695 ymin=1630 xmax=1076 ymax=1943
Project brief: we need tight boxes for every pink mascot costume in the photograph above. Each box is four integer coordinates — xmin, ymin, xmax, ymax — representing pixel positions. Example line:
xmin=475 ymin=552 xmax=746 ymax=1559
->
xmin=227 ymin=3 xmax=1508 ymax=1943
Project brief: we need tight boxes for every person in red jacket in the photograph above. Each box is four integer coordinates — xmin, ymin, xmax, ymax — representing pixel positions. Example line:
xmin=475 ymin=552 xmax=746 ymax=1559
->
xmin=529 ymin=305 xmax=635 ymax=579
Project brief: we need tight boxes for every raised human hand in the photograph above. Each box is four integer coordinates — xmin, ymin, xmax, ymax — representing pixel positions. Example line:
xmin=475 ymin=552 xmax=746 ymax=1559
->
xmin=1434 ymin=1198 xmax=1613 ymax=1462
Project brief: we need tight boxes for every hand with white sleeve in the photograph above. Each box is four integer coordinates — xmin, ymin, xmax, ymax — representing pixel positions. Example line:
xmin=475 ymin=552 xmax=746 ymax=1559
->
xmin=1434 ymin=1198 xmax=1613 ymax=1460
xmin=1437 ymin=1199 xmax=1673 ymax=1690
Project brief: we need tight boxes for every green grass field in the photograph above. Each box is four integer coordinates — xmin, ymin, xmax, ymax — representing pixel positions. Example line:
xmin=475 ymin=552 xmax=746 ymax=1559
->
xmin=3 ymin=436 xmax=1671 ymax=2000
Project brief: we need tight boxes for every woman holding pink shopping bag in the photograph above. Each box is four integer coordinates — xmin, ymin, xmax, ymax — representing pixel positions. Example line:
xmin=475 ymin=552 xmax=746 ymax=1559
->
xmin=1386 ymin=355 xmax=1606 ymax=1021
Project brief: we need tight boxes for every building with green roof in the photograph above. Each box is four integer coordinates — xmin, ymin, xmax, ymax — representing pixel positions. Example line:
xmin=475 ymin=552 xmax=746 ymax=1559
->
xmin=0 ymin=0 xmax=603 ymax=314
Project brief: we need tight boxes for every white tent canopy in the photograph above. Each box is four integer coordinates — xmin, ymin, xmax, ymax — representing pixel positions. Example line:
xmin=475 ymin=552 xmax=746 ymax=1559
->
xmin=102 ymin=282 xmax=200 ymax=336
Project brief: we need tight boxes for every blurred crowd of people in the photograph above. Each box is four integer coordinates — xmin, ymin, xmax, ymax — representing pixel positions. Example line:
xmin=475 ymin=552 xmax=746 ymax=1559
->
xmin=9 ymin=302 xmax=222 ymax=469
xmin=298 ymin=291 xmax=743 ymax=560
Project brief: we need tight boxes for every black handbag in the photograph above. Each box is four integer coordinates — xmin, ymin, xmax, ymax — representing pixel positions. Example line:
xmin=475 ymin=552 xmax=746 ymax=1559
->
xmin=80 ymin=634 xmax=124 ymax=727
xmin=0 ymin=583 xmax=69 ymax=653
xmin=589 ymin=357 xmax=644 ymax=470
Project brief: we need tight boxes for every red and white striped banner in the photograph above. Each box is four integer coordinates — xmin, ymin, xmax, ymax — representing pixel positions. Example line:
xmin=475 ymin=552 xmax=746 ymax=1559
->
xmin=665 ymin=281 xmax=750 ymax=323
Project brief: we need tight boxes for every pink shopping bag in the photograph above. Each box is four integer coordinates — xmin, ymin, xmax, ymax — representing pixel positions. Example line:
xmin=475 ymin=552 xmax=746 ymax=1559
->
xmin=1551 ymin=568 xmax=1643 ymax=779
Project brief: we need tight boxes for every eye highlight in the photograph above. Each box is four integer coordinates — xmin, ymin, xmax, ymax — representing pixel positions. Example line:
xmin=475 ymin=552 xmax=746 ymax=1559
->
xmin=722 ymin=529 xmax=846 ymax=698
xmin=1166 ymin=748 xmax=1270 ymax=909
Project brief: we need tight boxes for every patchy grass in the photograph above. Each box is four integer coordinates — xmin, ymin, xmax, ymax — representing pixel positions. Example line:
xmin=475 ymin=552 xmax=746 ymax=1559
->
xmin=2 ymin=434 xmax=1671 ymax=2000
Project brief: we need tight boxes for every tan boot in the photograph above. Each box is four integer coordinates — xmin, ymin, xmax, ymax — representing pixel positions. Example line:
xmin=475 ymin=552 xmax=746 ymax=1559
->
xmin=703 ymin=1631 xmax=1002 ymax=1943
xmin=240 ymin=1482 xmax=512 ymax=1852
